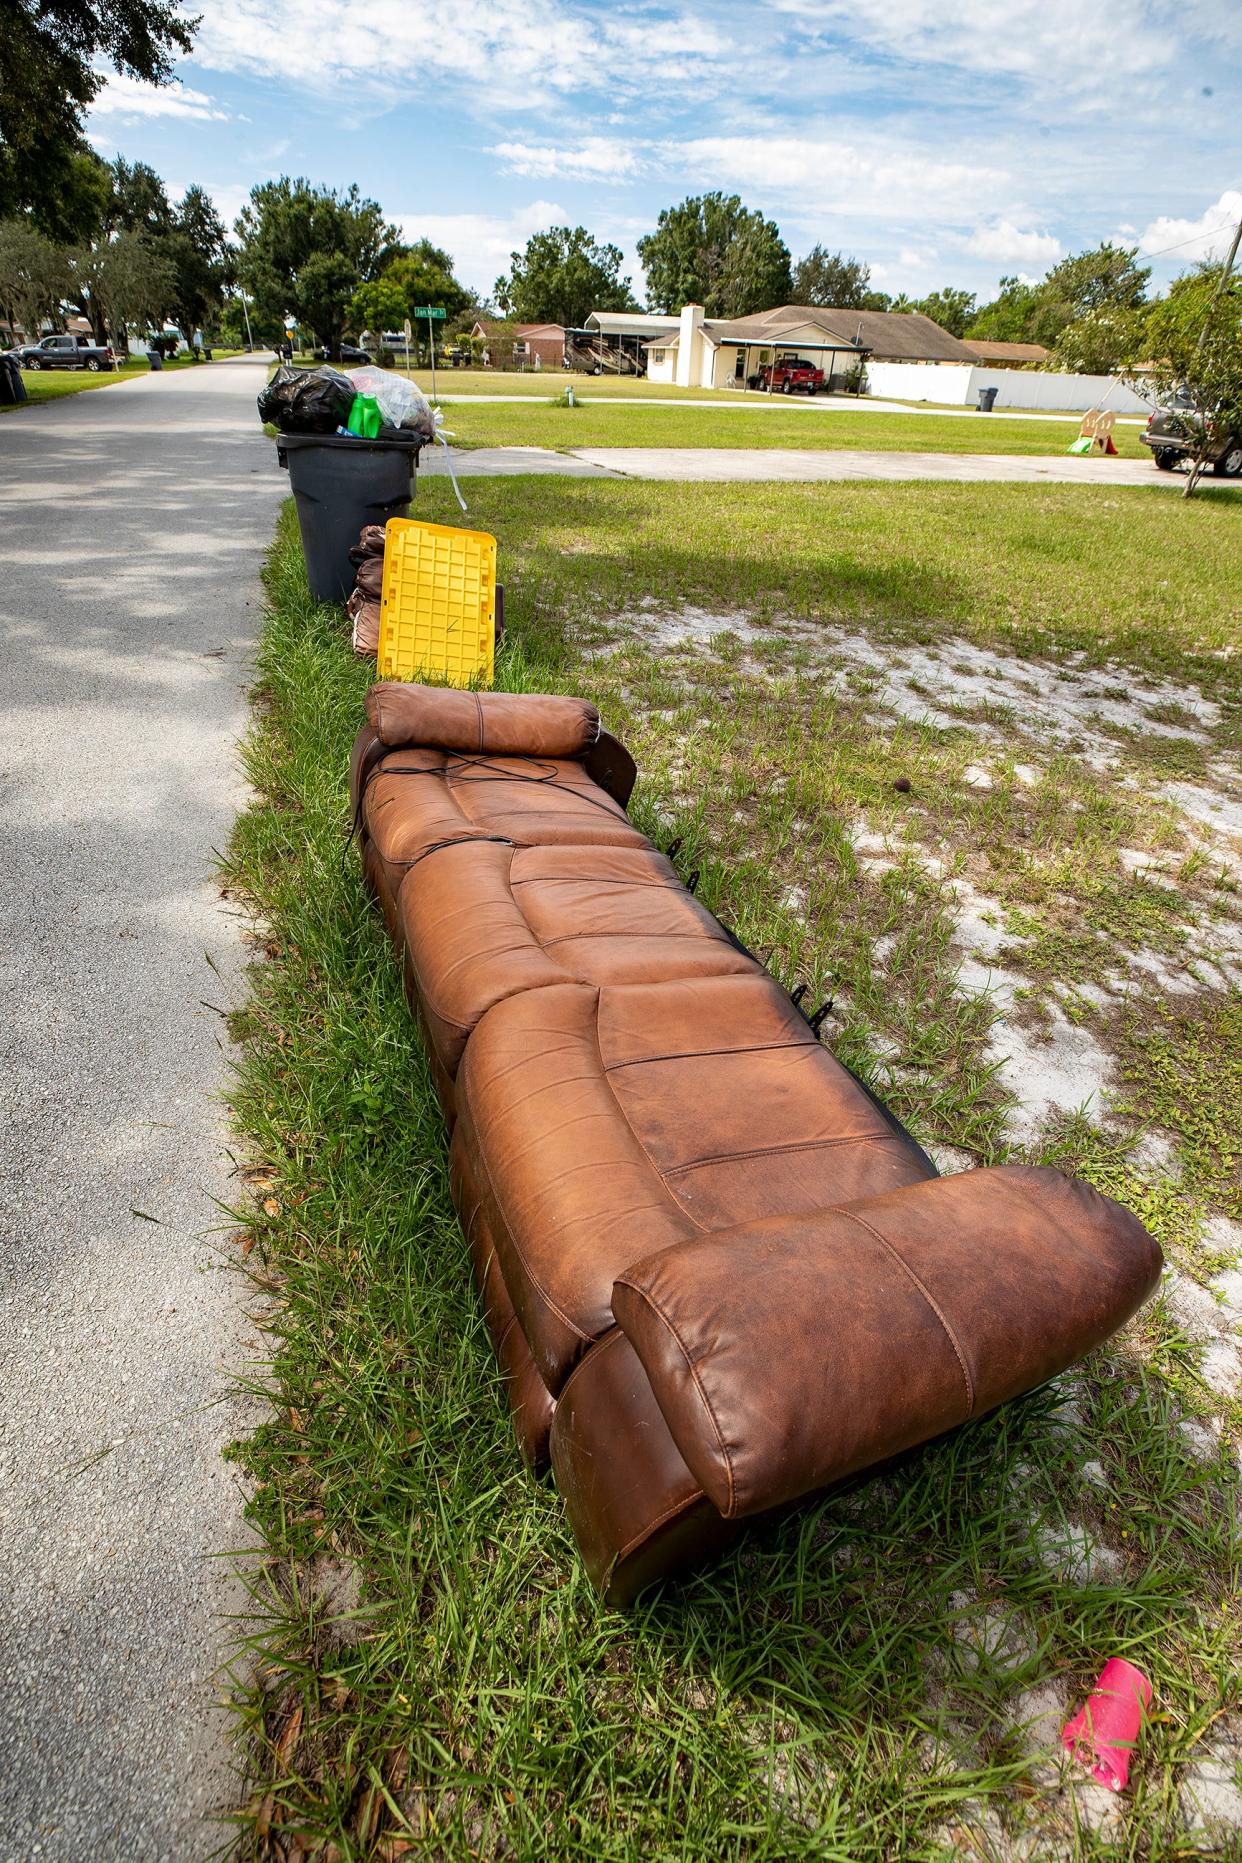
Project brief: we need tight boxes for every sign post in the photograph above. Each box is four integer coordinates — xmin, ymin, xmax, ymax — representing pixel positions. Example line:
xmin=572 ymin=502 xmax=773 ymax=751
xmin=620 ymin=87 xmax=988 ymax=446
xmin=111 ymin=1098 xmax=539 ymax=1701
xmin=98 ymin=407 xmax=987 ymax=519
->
xmin=402 ymin=317 xmax=412 ymax=378
xmin=416 ymin=306 xmax=446 ymax=402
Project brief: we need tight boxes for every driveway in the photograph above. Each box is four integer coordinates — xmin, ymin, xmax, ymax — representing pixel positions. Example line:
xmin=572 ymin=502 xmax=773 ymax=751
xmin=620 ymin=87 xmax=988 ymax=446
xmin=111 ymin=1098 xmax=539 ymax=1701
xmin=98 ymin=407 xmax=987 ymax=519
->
xmin=0 ymin=359 xmax=282 ymax=1859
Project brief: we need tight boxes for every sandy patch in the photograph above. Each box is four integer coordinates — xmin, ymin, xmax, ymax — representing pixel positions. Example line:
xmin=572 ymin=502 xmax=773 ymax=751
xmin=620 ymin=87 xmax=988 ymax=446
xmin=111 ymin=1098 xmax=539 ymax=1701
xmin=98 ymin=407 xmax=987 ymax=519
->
xmin=611 ymin=607 xmax=1225 ymax=757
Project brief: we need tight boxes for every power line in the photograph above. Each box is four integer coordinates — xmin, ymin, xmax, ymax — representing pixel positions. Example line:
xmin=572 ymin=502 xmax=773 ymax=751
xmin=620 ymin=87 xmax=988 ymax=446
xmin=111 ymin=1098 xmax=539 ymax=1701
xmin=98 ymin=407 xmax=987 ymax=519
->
xmin=1139 ymin=189 xmax=1242 ymax=261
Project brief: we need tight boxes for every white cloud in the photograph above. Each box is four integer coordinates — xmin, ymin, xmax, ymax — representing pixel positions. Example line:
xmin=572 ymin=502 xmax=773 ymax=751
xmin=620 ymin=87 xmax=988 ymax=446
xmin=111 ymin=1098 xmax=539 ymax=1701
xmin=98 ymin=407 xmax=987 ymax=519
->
xmin=964 ymin=220 xmax=1063 ymax=266
xmin=1137 ymin=189 xmax=1242 ymax=262
xmin=192 ymin=0 xmax=732 ymax=111
xmin=396 ymin=200 xmax=572 ymax=294
xmin=490 ymin=138 xmax=643 ymax=181
xmin=664 ymin=133 xmax=1008 ymax=221
xmin=87 ymin=72 xmax=229 ymax=121
xmin=797 ymin=0 xmax=1175 ymax=96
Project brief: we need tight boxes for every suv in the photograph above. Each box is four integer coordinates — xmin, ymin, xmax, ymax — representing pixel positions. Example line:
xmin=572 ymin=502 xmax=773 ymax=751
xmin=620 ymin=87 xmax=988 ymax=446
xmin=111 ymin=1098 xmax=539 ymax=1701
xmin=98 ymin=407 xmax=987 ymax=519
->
xmin=313 ymin=343 xmax=373 ymax=365
xmin=1141 ymin=388 xmax=1242 ymax=477
xmin=751 ymin=355 xmax=824 ymax=394
xmin=11 ymin=333 xmax=116 ymax=372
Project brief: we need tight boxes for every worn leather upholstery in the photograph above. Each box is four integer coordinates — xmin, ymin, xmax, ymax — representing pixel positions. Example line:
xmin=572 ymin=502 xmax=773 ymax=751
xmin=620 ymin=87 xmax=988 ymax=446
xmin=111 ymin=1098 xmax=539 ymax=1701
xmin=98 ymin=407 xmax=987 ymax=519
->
xmin=399 ymin=844 xmax=756 ymax=1078
xmin=354 ymin=684 xmax=1163 ymax=1603
xmin=366 ymin=681 xmax=601 ymax=759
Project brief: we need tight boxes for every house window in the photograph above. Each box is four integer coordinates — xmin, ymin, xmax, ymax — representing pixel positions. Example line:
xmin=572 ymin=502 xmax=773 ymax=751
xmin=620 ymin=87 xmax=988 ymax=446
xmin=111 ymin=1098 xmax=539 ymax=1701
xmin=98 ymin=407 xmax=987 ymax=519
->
xmin=650 ymin=348 xmax=666 ymax=364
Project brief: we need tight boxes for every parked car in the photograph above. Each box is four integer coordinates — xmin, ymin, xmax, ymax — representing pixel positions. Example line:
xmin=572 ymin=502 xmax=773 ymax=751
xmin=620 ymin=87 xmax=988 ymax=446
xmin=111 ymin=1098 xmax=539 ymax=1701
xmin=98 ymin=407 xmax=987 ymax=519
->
xmin=1140 ymin=388 xmax=1242 ymax=477
xmin=749 ymin=355 xmax=824 ymax=394
xmin=11 ymin=333 xmax=116 ymax=372
xmin=313 ymin=343 xmax=373 ymax=365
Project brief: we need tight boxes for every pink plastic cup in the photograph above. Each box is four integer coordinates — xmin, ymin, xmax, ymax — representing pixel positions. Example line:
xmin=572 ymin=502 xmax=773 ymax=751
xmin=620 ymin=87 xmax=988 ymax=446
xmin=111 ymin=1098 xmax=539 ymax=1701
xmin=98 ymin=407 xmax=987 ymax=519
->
xmin=1061 ymin=1659 xmax=1153 ymax=1792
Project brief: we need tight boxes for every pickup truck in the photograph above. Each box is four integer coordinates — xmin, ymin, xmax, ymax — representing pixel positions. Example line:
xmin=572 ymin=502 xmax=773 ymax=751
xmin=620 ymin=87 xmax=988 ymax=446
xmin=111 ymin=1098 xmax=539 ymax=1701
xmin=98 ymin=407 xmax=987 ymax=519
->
xmin=10 ymin=333 xmax=116 ymax=372
xmin=1140 ymin=388 xmax=1242 ymax=478
xmin=750 ymin=355 xmax=824 ymax=394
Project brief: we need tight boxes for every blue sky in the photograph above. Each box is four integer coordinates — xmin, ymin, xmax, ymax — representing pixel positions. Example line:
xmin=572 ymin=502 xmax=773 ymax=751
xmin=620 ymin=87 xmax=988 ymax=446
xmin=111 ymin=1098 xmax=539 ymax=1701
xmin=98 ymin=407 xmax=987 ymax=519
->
xmin=85 ymin=0 xmax=1242 ymax=308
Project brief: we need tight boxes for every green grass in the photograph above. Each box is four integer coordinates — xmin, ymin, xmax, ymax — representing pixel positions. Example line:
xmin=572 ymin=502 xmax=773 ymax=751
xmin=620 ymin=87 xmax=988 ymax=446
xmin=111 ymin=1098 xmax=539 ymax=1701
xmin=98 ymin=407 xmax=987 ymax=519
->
xmin=223 ymin=481 xmax=1241 ymax=1859
xmin=406 ymin=369 xmax=1147 ymax=424
xmin=431 ymin=397 xmax=1153 ymax=459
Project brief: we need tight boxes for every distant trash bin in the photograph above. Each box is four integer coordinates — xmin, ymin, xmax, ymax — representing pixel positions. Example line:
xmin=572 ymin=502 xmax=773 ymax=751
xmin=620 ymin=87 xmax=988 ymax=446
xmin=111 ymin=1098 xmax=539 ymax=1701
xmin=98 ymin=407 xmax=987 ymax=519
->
xmin=277 ymin=433 xmax=419 ymax=603
xmin=0 ymin=355 xmax=27 ymax=405
xmin=149 ymin=348 xmax=164 ymax=372
xmin=977 ymin=386 xmax=998 ymax=412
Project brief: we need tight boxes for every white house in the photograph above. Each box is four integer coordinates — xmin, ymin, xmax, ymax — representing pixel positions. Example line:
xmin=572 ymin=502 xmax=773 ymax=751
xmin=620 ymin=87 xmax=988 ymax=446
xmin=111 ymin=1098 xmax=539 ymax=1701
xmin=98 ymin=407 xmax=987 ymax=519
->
xmin=643 ymin=303 xmax=975 ymax=390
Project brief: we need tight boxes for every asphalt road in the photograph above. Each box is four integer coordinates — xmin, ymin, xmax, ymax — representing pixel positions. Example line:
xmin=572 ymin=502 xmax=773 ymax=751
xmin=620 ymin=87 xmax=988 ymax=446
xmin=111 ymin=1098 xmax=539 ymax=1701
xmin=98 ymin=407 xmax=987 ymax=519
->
xmin=0 ymin=359 xmax=282 ymax=1859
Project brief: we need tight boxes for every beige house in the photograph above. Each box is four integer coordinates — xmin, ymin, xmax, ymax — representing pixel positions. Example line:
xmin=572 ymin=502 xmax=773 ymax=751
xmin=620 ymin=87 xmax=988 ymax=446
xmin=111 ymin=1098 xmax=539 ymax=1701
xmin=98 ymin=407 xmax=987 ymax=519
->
xmin=644 ymin=303 xmax=975 ymax=390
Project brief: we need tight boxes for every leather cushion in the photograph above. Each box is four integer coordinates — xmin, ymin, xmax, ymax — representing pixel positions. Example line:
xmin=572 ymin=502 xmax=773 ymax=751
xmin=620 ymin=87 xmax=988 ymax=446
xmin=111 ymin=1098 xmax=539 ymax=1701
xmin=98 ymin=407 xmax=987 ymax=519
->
xmin=367 ymin=683 xmax=600 ymax=758
xmin=612 ymin=1166 xmax=1163 ymax=1519
xmin=398 ymin=842 xmax=756 ymax=1077
xmin=455 ymin=972 xmax=933 ymax=1392
xmin=363 ymin=747 xmax=647 ymax=892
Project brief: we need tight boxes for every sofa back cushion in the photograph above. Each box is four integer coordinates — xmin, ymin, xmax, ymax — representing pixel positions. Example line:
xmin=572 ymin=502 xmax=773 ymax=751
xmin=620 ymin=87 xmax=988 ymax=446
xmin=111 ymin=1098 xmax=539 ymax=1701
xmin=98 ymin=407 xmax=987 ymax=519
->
xmin=367 ymin=682 xmax=600 ymax=759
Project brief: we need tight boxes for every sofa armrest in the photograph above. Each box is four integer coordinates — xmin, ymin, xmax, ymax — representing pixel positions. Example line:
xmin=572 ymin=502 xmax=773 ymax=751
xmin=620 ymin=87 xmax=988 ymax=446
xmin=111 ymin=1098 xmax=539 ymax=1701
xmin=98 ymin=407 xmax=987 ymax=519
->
xmin=611 ymin=1166 xmax=1161 ymax=1520
xmin=350 ymin=723 xmax=386 ymax=818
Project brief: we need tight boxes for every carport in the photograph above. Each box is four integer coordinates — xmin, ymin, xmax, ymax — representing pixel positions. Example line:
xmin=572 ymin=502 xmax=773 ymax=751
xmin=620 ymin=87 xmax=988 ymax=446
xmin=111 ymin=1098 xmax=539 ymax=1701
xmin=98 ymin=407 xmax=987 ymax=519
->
xmin=728 ymin=335 xmax=871 ymax=394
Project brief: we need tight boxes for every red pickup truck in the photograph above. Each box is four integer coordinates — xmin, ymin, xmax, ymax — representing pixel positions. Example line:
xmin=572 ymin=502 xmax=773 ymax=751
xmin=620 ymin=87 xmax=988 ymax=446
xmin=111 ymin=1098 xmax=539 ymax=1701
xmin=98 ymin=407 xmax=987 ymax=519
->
xmin=751 ymin=354 xmax=824 ymax=394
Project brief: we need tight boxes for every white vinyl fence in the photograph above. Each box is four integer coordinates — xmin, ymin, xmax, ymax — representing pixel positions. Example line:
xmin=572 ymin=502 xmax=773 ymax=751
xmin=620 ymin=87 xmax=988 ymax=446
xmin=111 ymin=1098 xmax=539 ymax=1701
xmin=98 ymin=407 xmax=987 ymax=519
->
xmin=863 ymin=361 xmax=1152 ymax=415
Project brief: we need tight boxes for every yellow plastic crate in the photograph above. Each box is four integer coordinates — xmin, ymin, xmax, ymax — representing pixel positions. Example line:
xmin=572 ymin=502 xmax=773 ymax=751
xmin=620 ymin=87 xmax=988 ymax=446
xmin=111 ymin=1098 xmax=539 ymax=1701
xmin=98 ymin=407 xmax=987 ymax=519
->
xmin=377 ymin=518 xmax=497 ymax=686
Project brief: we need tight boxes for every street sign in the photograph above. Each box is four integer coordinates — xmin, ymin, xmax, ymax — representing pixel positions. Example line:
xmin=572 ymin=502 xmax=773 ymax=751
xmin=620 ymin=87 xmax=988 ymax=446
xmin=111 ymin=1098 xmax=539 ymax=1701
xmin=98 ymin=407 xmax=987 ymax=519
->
xmin=415 ymin=306 xmax=446 ymax=320
xmin=402 ymin=318 xmax=412 ymax=341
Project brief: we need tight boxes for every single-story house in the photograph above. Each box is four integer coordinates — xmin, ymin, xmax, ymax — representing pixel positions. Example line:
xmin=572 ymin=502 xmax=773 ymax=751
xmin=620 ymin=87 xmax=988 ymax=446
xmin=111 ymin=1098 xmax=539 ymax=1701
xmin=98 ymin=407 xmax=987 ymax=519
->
xmin=515 ymin=322 xmax=565 ymax=368
xmin=962 ymin=339 xmax=1049 ymax=368
xmin=642 ymin=303 xmax=976 ymax=390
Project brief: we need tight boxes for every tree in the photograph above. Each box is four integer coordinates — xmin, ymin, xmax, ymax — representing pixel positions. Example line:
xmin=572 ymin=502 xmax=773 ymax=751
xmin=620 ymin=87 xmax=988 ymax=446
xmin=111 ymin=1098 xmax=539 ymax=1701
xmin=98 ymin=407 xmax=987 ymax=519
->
xmin=1050 ymin=302 xmax=1148 ymax=374
xmin=637 ymin=193 xmax=791 ymax=317
xmin=26 ymin=149 xmax=112 ymax=247
xmin=167 ymin=189 xmax=230 ymax=339
xmin=915 ymin=286 xmax=977 ymax=337
xmin=235 ymin=178 xmax=395 ymax=357
xmin=967 ymin=275 xmax=1042 ymax=342
xmin=791 ymin=246 xmax=885 ymax=309
xmin=1135 ymin=261 xmax=1242 ymax=497
xmin=105 ymin=157 xmax=173 ymax=238
xmin=163 ymin=186 xmax=232 ymax=338
xmin=71 ymin=228 xmax=177 ymax=343
xmin=0 ymin=217 xmax=72 ymax=338
xmin=384 ymin=244 xmax=472 ymax=322
xmin=348 ymin=277 xmax=407 ymax=342
xmin=493 ymin=224 xmax=635 ymax=327
xmin=0 ymin=2 xmax=195 ymax=226
xmin=717 ymin=217 xmax=795 ymax=319
xmin=1030 ymin=242 xmax=1150 ymax=348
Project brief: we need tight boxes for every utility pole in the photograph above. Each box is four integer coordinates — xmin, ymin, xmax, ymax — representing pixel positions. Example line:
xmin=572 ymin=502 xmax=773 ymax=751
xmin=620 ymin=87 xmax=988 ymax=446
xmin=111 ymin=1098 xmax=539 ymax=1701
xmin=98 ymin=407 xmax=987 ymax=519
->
xmin=1193 ymin=210 xmax=1242 ymax=362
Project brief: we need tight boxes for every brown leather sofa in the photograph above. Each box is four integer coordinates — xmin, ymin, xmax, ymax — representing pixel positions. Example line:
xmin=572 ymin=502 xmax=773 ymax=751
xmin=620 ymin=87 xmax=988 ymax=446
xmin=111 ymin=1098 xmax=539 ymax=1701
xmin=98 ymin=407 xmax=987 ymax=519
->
xmin=351 ymin=682 xmax=1162 ymax=1603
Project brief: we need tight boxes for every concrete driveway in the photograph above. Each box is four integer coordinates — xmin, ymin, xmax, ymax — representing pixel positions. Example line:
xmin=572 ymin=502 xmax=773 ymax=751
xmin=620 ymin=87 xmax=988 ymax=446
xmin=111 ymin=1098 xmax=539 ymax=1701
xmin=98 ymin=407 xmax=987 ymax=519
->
xmin=0 ymin=358 xmax=282 ymax=1859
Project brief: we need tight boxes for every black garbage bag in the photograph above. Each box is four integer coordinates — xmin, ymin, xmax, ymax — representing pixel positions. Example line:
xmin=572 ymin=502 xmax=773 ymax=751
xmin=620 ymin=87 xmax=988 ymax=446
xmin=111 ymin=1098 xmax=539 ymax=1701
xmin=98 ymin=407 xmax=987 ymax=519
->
xmin=257 ymin=364 xmax=355 ymax=434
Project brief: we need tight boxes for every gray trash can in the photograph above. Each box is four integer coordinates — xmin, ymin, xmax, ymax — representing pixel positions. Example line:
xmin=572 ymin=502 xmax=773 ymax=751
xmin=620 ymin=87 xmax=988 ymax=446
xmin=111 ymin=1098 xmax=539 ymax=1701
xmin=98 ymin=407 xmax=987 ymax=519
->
xmin=0 ymin=355 xmax=27 ymax=405
xmin=277 ymin=433 xmax=420 ymax=602
xmin=977 ymin=386 xmax=998 ymax=412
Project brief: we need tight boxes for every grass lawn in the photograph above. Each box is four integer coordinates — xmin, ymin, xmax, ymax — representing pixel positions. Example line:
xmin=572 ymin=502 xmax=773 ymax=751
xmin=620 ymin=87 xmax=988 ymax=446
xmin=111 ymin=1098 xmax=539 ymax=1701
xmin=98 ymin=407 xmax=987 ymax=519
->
xmin=432 ymin=397 xmax=1152 ymax=460
xmin=224 ymin=478 xmax=1240 ymax=1859
xmin=407 ymin=370 xmax=1146 ymax=424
